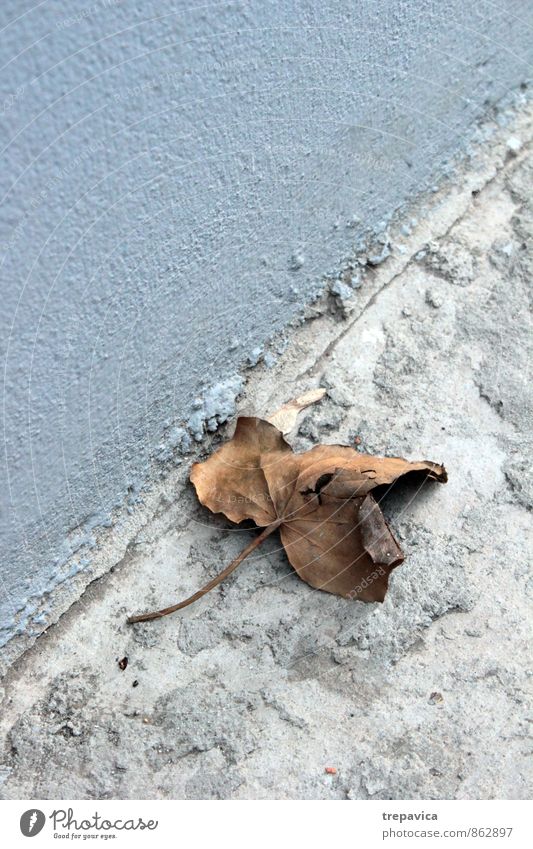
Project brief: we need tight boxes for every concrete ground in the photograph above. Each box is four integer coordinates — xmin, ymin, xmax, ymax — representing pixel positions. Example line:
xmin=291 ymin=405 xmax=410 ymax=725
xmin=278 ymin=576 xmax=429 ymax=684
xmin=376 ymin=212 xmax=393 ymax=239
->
xmin=0 ymin=106 xmax=532 ymax=801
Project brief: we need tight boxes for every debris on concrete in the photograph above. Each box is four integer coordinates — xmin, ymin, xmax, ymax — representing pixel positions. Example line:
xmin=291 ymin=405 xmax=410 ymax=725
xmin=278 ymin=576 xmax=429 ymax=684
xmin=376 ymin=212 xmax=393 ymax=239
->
xmin=506 ymin=136 xmax=522 ymax=155
xmin=367 ymin=243 xmax=392 ymax=267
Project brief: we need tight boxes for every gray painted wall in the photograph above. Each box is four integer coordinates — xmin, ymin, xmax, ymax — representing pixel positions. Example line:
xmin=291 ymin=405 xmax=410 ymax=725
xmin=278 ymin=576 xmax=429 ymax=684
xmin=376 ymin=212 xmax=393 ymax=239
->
xmin=1 ymin=0 xmax=531 ymax=648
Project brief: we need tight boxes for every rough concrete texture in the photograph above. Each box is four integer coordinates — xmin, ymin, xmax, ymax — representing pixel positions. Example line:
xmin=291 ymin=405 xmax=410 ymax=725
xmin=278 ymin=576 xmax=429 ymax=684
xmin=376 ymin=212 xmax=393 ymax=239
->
xmin=2 ymin=0 xmax=533 ymax=651
xmin=0 ymin=109 xmax=532 ymax=800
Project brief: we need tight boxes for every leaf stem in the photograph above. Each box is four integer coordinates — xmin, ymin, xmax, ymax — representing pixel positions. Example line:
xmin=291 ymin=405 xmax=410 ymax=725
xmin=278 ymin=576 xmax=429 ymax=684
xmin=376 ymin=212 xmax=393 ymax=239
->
xmin=127 ymin=520 xmax=281 ymax=624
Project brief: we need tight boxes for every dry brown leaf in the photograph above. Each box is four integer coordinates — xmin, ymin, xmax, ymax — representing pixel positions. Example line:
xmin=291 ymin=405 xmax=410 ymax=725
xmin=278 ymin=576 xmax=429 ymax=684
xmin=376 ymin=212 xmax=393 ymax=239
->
xmin=128 ymin=417 xmax=447 ymax=622
xmin=267 ymin=387 xmax=327 ymax=434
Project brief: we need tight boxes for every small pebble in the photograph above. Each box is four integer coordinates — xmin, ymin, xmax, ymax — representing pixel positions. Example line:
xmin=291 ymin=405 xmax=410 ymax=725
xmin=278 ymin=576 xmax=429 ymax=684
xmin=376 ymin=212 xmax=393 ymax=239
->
xmin=425 ymin=289 xmax=443 ymax=309
xmin=506 ymin=136 xmax=522 ymax=155
xmin=330 ymin=280 xmax=353 ymax=302
xmin=367 ymin=244 xmax=391 ymax=266
xmin=248 ymin=347 xmax=263 ymax=366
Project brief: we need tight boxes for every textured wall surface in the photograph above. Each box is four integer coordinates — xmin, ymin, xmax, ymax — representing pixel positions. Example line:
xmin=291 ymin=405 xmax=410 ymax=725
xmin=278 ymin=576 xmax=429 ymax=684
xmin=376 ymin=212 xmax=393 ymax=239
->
xmin=1 ymin=0 xmax=532 ymax=649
